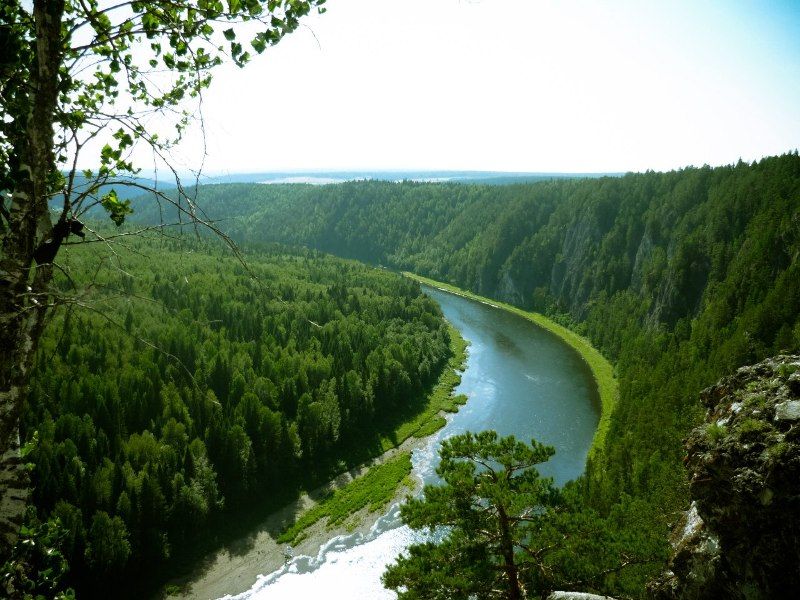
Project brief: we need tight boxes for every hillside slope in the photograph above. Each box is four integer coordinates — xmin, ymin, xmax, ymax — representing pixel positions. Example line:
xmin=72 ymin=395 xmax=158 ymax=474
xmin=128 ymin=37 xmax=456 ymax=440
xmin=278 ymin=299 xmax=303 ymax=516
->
xmin=20 ymin=239 xmax=452 ymax=597
xmin=149 ymin=154 xmax=800 ymax=523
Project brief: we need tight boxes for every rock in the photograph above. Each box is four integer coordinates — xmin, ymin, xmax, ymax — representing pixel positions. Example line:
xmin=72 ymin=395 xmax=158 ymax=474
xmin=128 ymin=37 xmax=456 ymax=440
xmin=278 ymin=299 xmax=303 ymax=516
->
xmin=649 ymin=354 xmax=800 ymax=600
xmin=774 ymin=400 xmax=800 ymax=421
xmin=788 ymin=371 xmax=800 ymax=395
xmin=548 ymin=593 xmax=617 ymax=600
xmin=648 ymin=502 xmax=723 ymax=600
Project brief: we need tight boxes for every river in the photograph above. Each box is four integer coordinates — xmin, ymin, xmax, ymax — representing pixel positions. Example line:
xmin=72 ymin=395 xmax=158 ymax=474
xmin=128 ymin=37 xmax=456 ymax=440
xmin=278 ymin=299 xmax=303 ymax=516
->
xmin=220 ymin=284 xmax=600 ymax=599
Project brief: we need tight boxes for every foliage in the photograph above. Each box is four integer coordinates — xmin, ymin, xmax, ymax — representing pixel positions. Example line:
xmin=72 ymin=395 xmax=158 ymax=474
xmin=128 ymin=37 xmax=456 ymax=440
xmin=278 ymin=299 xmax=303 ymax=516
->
xmin=156 ymin=153 xmax=800 ymax=594
xmin=23 ymin=236 xmax=451 ymax=597
xmin=278 ymin=452 xmax=413 ymax=545
xmin=384 ymin=324 xmax=468 ymax=450
xmin=1 ymin=0 xmax=327 ymax=563
xmin=277 ymin=319 xmax=469 ymax=545
xmin=412 ymin=416 xmax=447 ymax=439
xmin=1 ymin=509 xmax=76 ymax=600
xmin=1 ymin=0 xmax=327 ymax=211
xmin=382 ymin=432 xmax=663 ymax=599
xmin=705 ymin=423 xmax=726 ymax=444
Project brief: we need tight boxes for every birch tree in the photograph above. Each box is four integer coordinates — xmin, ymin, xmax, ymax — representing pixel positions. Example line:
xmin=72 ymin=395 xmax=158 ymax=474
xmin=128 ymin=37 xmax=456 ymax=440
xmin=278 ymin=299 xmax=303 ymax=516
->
xmin=0 ymin=0 xmax=325 ymax=558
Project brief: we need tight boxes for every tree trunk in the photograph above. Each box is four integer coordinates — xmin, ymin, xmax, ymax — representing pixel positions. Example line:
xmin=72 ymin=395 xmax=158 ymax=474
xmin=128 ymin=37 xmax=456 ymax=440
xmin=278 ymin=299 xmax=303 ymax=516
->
xmin=0 ymin=0 xmax=64 ymax=559
xmin=497 ymin=506 xmax=523 ymax=600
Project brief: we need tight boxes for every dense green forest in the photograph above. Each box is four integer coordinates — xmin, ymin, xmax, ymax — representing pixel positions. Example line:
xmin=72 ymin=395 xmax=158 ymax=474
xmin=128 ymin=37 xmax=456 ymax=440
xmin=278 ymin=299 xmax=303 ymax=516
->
xmin=16 ymin=153 xmax=799 ymax=597
xmin=18 ymin=239 xmax=451 ymax=597
xmin=134 ymin=153 xmax=800 ymax=562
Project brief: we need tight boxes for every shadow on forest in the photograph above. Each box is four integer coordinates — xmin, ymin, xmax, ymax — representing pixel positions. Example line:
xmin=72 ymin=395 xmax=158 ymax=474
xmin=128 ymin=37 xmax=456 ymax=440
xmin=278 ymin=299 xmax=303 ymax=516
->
xmin=150 ymin=377 xmax=441 ymax=598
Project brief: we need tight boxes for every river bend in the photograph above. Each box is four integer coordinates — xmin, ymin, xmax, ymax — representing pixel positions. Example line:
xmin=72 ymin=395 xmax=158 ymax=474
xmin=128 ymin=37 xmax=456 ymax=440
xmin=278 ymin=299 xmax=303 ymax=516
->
xmin=221 ymin=284 xmax=600 ymax=599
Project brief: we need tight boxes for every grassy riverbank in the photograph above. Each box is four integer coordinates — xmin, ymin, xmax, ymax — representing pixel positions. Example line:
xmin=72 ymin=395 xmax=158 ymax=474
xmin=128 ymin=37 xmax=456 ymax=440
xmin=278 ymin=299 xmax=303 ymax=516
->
xmin=403 ymin=272 xmax=618 ymax=462
xmin=278 ymin=452 xmax=414 ymax=545
xmin=165 ymin=318 xmax=470 ymax=598
xmin=382 ymin=323 xmax=469 ymax=449
xmin=274 ymin=270 xmax=618 ymax=552
xmin=275 ymin=321 xmax=469 ymax=544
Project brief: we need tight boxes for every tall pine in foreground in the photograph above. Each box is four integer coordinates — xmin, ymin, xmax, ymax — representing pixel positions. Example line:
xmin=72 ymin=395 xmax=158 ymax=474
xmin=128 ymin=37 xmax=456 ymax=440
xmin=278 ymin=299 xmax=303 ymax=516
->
xmin=383 ymin=431 xmax=664 ymax=599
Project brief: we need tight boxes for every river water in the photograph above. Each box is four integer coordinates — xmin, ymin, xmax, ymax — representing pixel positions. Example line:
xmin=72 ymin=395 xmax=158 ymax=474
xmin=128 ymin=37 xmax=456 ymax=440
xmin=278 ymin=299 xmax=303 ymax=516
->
xmin=221 ymin=285 xmax=600 ymax=600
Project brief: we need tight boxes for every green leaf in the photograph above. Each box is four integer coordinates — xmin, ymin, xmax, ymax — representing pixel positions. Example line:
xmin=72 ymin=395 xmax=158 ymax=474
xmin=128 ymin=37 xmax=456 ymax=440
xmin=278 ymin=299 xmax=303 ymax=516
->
xmin=101 ymin=190 xmax=134 ymax=226
xmin=251 ymin=35 xmax=266 ymax=54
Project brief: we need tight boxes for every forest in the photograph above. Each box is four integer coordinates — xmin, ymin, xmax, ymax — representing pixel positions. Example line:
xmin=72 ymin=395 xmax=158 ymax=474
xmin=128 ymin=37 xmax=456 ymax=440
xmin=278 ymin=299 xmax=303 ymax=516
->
xmin=9 ymin=153 xmax=799 ymax=598
xmin=126 ymin=153 xmax=800 ymax=586
xmin=14 ymin=238 xmax=452 ymax=597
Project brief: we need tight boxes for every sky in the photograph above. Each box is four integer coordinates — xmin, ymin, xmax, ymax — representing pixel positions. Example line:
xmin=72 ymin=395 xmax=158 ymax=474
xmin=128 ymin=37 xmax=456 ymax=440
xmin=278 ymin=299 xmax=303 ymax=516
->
xmin=141 ymin=0 xmax=800 ymax=174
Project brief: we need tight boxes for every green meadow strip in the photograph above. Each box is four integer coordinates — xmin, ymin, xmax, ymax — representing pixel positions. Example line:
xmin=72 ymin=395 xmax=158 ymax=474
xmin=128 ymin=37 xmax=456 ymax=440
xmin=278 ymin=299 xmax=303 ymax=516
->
xmin=277 ymin=452 xmax=414 ymax=545
xmin=403 ymin=272 xmax=618 ymax=463
xmin=278 ymin=322 xmax=469 ymax=544
xmin=379 ymin=323 xmax=469 ymax=450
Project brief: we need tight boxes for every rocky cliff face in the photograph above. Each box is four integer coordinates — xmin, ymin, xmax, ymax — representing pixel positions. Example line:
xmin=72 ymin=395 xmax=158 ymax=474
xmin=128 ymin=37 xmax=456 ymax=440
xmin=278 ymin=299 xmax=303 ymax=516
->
xmin=649 ymin=354 xmax=800 ymax=599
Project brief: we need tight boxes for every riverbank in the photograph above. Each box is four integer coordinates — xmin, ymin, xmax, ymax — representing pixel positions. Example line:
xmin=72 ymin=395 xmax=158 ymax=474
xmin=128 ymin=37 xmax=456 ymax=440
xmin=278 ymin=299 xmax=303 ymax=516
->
xmin=403 ymin=272 xmax=617 ymax=462
xmin=162 ymin=436 xmax=429 ymax=600
xmin=161 ymin=323 xmax=469 ymax=599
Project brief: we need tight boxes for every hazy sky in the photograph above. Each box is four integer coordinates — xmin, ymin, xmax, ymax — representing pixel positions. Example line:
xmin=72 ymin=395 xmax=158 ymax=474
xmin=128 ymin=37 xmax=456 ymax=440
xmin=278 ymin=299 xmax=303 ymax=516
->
xmin=165 ymin=0 xmax=800 ymax=174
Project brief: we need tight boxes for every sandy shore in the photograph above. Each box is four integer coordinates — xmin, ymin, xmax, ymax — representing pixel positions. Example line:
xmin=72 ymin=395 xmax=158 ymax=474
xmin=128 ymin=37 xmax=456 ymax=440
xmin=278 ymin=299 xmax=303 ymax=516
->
xmin=161 ymin=434 xmax=434 ymax=600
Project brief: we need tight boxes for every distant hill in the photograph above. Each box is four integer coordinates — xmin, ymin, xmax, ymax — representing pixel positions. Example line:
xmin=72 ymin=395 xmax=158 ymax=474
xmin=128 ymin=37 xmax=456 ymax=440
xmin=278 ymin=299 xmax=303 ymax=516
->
xmin=68 ymin=170 xmax=611 ymax=221
xmin=51 ymin=173 xmax=177 ymax=219
xmin=200 ymin=170 xmax=619 ymax=186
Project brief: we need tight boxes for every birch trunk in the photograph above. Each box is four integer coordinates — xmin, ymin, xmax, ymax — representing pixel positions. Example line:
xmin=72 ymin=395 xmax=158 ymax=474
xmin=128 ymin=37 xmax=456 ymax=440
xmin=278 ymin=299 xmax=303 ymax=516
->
xmin=0 ymin=0 xmax=64 ymax=559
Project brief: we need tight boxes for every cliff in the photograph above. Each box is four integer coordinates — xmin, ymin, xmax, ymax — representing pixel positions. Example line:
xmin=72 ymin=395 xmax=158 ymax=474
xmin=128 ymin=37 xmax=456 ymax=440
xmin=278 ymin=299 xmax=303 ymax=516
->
xmin=650 ymin=354 xmax=800 ymax=599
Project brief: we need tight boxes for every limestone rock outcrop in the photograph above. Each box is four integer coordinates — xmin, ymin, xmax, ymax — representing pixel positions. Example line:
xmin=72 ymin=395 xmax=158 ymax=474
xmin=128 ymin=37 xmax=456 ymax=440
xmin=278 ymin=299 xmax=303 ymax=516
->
xmin=649 ymin=354 xmax=800 ymax=599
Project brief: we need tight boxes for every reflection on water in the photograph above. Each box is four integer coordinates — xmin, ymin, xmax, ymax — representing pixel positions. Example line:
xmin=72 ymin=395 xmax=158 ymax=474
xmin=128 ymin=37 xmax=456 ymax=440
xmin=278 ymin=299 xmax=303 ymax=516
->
xmin=223 ymin=285 xmax=599 ymax=600
xmin=493 ymin=329 xmax=524 ymax=358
